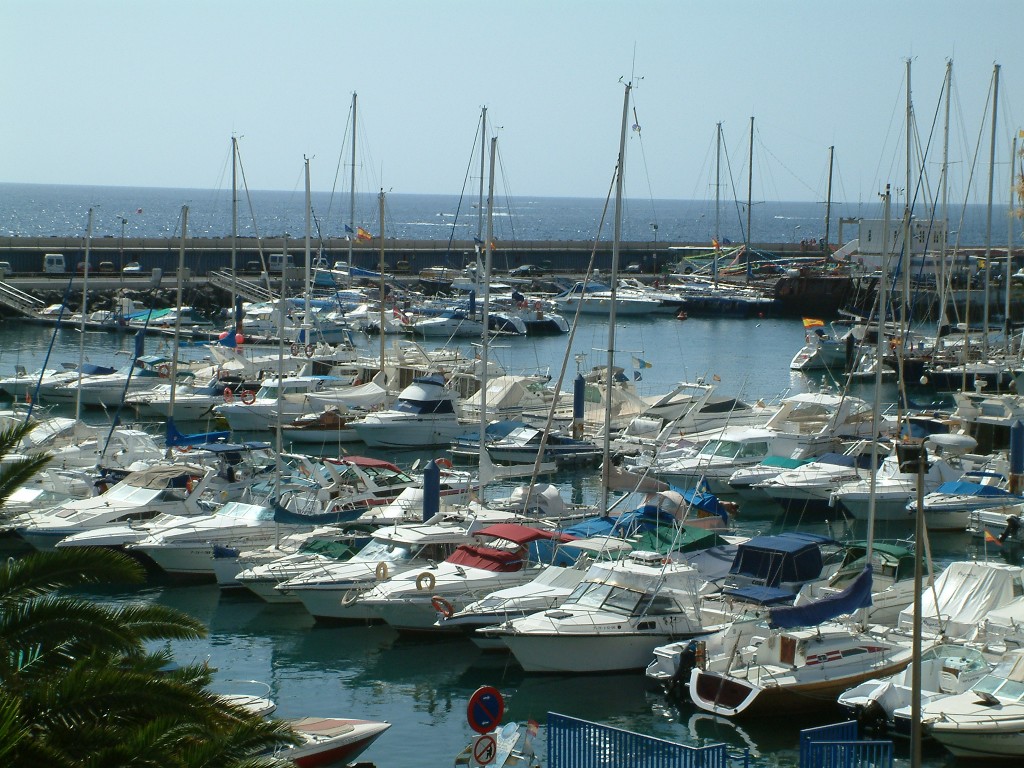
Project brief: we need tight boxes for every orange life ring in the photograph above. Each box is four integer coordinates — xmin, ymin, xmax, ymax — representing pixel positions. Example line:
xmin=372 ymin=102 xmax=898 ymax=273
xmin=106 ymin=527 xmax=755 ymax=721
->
xmin=434 ymin=457 xmax=453 ymax=469
xmin=223 ymin=387 xmax=234 ymax=403
xmin=241 ymin=389 xmax=257 ymax=405
xmin=157 ymin=364 xmax=171 ymax=379
xmin=353 ymin=377 xmax=362 ymax=386
xmin=431 ymin=595 xmax=454 ymax=618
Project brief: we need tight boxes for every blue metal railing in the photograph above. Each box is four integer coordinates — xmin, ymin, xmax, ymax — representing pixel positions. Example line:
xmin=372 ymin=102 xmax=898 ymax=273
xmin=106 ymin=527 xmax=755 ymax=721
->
xmin=799 ymin=721 xmax=893 ymax=768
xmin=547 ymin=712 xmax=748 ymax=768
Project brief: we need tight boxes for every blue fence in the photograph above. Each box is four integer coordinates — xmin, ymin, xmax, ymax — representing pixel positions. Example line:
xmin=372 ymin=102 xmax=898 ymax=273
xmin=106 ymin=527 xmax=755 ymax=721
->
xmin=547 ymin=712 xmax=748 ymax=768
xmin=799 ymin=721 xmax=893 ymax=768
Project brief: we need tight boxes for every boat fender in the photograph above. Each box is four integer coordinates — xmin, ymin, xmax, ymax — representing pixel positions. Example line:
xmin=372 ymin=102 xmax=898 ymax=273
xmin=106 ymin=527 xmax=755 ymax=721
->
xmin=434 ymin=457 xmax=453 ymax=469
xmin=157 ymin=364 xmax=171 ymax=379
xmin=223 ymin=387 xmax=234 ymax=404
xmin=352 ymin=377 xmax=362 ymax=386
xmin=240 ymin=389 xmax=257 ymax=405
xmin=1001 ymin=515 xmax=1021 ymax=543
xmin=375 ymin=562 xmax=389 ymax=581
xmin=431 ymin=595 xmax=454 ymax=618
xmin=341 ymin=589 xmax=360 ymax=606
xmin=667 ymin=639 xmax=700 ymax=697
xmin=290 ymin=342 xmax=301 ymax=356
xmin=416 ymin=572 xmax=436 ymax=591
xmin=305 ymin=343 xmax=316 ymax=358
xmin=694 ymin=640 xmax=707 ymax=671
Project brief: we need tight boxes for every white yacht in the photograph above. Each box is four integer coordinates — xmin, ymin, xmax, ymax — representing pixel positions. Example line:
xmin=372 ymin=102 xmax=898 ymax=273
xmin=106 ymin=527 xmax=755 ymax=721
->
xmin=350 ymin=374 xmax=467 ymax=449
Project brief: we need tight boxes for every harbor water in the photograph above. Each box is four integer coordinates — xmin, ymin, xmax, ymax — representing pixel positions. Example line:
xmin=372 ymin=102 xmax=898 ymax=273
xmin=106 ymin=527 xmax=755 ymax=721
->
xmin=0 ymin=312 xmax=1006 ymax=768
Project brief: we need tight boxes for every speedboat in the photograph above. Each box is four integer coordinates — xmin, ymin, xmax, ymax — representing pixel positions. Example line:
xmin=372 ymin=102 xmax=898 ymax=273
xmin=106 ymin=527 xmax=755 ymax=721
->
xmin=128 ymin=501 xmax=294 ymax=579
xmin=213 ymin=375 xmax=351 ymax=433
xmin=350 ymin=374 xmax=467 ymax=449
xmin=921 ymin=649 xmax=1024 ymax=759
xmin=838 ymin=643 xmax=991 ymax=737
xmin=410 ymin=310 xmax=486 ymax=338
xmin=553 ymin=281 xmax=668 ymax=316
xmin=275 ymin=717 xmax=391 ymax=767
xmin=485 ymin=424 xmax=602 ymax=468
xmin=354 ymin=523 xmax=572 ymax=632
xmin=480 ymin=551 xmax=709 ymax=673
xmin=10 ymin=463 xmax=211 ymax=551
xmin=40 ymin=355 xmax=177 ymax=408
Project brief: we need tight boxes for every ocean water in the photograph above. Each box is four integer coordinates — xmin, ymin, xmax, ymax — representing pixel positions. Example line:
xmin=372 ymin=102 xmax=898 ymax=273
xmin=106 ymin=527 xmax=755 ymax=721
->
xmin=0 ymin=181 xmax=1015 ymax=250
xmin=0 ymin=185 xmax=1003 ymax=767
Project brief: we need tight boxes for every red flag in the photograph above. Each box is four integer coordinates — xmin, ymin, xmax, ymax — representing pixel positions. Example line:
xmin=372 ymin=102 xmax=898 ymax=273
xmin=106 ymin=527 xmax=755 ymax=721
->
xmin=984 ymin=529 xmax=1003 ymax=546
xmin=356 ymin=227 xmax=373 ymax=241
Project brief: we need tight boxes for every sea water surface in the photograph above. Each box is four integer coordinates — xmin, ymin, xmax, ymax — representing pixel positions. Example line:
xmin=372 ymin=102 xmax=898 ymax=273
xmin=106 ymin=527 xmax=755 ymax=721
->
xmin=0 ymin=183 xmax=1009 ymax=766
xmin=0 ymin=312 xmax=997 ymax=768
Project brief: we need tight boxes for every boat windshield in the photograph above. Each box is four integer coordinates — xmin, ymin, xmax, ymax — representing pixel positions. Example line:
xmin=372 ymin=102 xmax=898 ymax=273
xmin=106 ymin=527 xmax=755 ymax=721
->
xmin=354 ymin=539 xmax=414 ymax=562
xmin=699 ymin=440 xmax=768 ymax=460
xmin=566 ymin=581 xmax=641 ymax=616
xmin=973 ymin=654 xmax=1024 ymax=702
xmin=214 ymin=502 xmax=275 ymax=521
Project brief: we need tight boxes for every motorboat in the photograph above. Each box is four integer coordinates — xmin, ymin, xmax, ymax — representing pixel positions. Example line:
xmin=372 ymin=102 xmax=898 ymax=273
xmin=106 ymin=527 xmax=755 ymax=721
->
xmin=484 ymin=424 xmax=602 ymax=468
xmin=275 ymin=717 xmax=391 ymax=767
xmin=921 ymin=649 xmax=1024 ymax=759
xmin=838 ymin=643 xmax=991 ymax=737
xmin=127 ymin=501 xmax=297 ymax=579
xmin=410 ymin=310 xmax=486 ymax=338
xmin=354 ymin=523 xmax=572 ymax=632
xmin=40 ymin=355 xmax=180 ymax=408
xmin=213 ymin=375 xmax=354 ymax=433
xmin=350 ymin=374 xmax=467 ymax=449
xmin=552 ymin=281 xmax=669 ymax=316
xmin=832 ymin=435 xmax=978 ymax=525
xmin=480 ymin=551 xmax=709 ymax=673
xmin=278 ymin=506 xmax=509 ymax=622
xmin=280 ymin=406 xmax=363 ymax=444
xmin=10 ymin=463 xmax=212 ymax=551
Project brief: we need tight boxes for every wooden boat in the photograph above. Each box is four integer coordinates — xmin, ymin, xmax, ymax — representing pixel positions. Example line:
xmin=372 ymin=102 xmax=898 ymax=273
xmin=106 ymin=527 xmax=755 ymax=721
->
xmin=277 ymin=717 xmax=391 ymax=767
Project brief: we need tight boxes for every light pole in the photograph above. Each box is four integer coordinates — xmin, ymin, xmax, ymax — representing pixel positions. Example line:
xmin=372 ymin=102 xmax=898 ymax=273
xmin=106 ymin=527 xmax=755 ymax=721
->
xmin=650 ymin=222 xmax=659 ymax=273
xmin=118 ymin=216 xmax=127 ymax=281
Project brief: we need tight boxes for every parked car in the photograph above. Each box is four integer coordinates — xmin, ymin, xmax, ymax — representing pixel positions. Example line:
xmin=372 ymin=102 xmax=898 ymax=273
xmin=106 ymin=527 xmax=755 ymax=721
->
xmin=624 ymin=262 xmax=642 ymax=273
xmin=509 ymin=264 xmax=542 ymax=277
xmin=0 ymin=261 xmax=11 ymax=278
xmin=97 ymin=261 xmax=115 ymax=273
xmin=123 ymin=261 xmax=142 ymax=274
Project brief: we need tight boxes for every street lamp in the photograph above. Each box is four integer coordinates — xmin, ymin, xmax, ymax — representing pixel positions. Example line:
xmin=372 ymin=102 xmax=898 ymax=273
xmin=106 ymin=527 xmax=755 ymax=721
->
xmin=650 ymin=222 xmax=659 ymax=273
xmin=118 ymin=216 xmax=127 ymax=278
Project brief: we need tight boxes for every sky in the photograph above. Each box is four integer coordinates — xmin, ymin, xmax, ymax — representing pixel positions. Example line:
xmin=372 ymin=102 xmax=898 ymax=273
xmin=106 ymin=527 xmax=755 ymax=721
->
xmin=2 ymin=1 xmax=1022 ymax=206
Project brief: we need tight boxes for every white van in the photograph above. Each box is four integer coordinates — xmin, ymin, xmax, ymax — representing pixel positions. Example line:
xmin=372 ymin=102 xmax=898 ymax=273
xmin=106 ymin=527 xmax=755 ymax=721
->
xmin=43 ymin=253 xmax=65 ymax=274
xmin=268 ymin=253 xmax=295 ymax=273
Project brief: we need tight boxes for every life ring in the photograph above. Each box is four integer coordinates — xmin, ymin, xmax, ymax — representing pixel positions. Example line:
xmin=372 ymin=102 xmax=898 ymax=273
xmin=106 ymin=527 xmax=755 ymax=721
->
xmin=157 ymin=364 xmax=171 ymax=379
xmin=434 ymin=457 xmax=453 ymax=469
xmin=223 ymin=387 xmax=234 ymax=404
xmin=431 ymin=595 xmax=454 ymax=618
xmin=290 ymin=342 xmax=301 ymax=356
xmin=240 ymin=389 xmax=257 ymax=405
xmin=375 ymin=562 xmax=389 ymax=581
xmin=305 ymin=343 xmax=316 ymax=358
xmin=415 ymin=572 xmax=436 ymax=591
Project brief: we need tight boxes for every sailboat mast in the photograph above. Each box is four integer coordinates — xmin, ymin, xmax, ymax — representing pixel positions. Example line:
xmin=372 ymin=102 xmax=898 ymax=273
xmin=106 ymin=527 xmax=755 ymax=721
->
xmin=231 ymin=136 xmax=238 ymax=321
xmin=478 ymin=136 xmax=497 ymax=476
xmin=983 ymin=64 xmax=1000 ymax=357
xmin=378 ymin=190 xmax=386 ymax=381
xmin=900 ymin=58 xmax=912 ymax=342
xmin=167 ymin=205 xmax=188 ymax=434
xmin=824 ymin=146 xmax=834 ymax=250
xmin=304 ymin=156 xmax=312 ymax=341
xmin=1007 ymin=133 xmax=1017 ymax=356
xmin=714 ymin=122 xmax=721 ymax=289
xmin=746 ymin=116 xmax=753 ymax=280
xmin=348 ymin=92 xmax=357 ymax=289
xmin=601 ymin=82 xmax=631 ymax=512
xmin=75 ymin=207 xmax=94 ymax=423
xmin=938 ymin=61 xmax=952 ymax=332
xmin=477 ymin=107 xmax=487 ymax=243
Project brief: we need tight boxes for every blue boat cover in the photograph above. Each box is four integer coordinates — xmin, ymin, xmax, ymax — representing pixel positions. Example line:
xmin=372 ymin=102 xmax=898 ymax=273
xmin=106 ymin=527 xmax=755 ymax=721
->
xmin=728 ymin=532 xmax=832 ymax=586
xmin=272 ymin=499 xmax=369 ymax=526
xmin=768 ymin=565 xmax=873 ymax=629
xmin=165 ymin=419 xmax=230 ymax=447
xmin=724 ymin=585 xmax=799 ymax=606
xmin=932 ymin=481 xmax=1014 ymax=498
xmin=80 ymin=363 xmax=116 ymax=376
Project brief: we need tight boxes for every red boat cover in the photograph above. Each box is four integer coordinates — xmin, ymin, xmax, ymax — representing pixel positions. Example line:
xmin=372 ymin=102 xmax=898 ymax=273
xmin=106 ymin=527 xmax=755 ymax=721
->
xmin=474 ymin=523 xmax=574 ymax=545
xmin=446 ymin=545 xmax=523 ymax=572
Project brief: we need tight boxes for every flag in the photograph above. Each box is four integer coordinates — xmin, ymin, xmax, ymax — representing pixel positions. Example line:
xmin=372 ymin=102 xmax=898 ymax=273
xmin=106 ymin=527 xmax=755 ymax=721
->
xmin=632 ymin=356 xmax=652 ymax=369
xmin=344 ymin=224 xmax=354 ymax=234
xmin=712 ymin=374 xmax=721 ymax=382
xmin=802 ymin=317 xmax=825 ymax=329
xmin=984 ymin=529 xmax=1003 ymax=547
xmin=356 ymin=227 xmax=372 ymax=241
xmin=634 ymin=370 xmax=642 ymax=381
xmin=712 ymin=238 xmax=720 ymax=249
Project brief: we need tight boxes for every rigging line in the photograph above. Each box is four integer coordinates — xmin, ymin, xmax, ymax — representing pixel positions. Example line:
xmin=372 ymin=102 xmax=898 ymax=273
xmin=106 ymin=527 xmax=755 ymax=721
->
xmin=326 ymin=102 xmax=355 ymax=227
xmin=442 ymin=114 xmax=486 ymax=262
xmin=629 ymin=102 xmax=659 ymax=231
xmin=720 ymin=133 xmax=747 ymax=243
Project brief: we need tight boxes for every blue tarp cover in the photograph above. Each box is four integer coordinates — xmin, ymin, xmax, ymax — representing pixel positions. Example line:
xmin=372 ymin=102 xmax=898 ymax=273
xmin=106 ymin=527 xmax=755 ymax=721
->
xmin=932 ymin=481 xmax=1014 ymax=497
xmin=768 ymin=565 xmax=873 ymax=629
xmin=728 ymin=532 xmax=831 ymax=586
xmin=724 ymin=585 xmax=799 ymax=606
